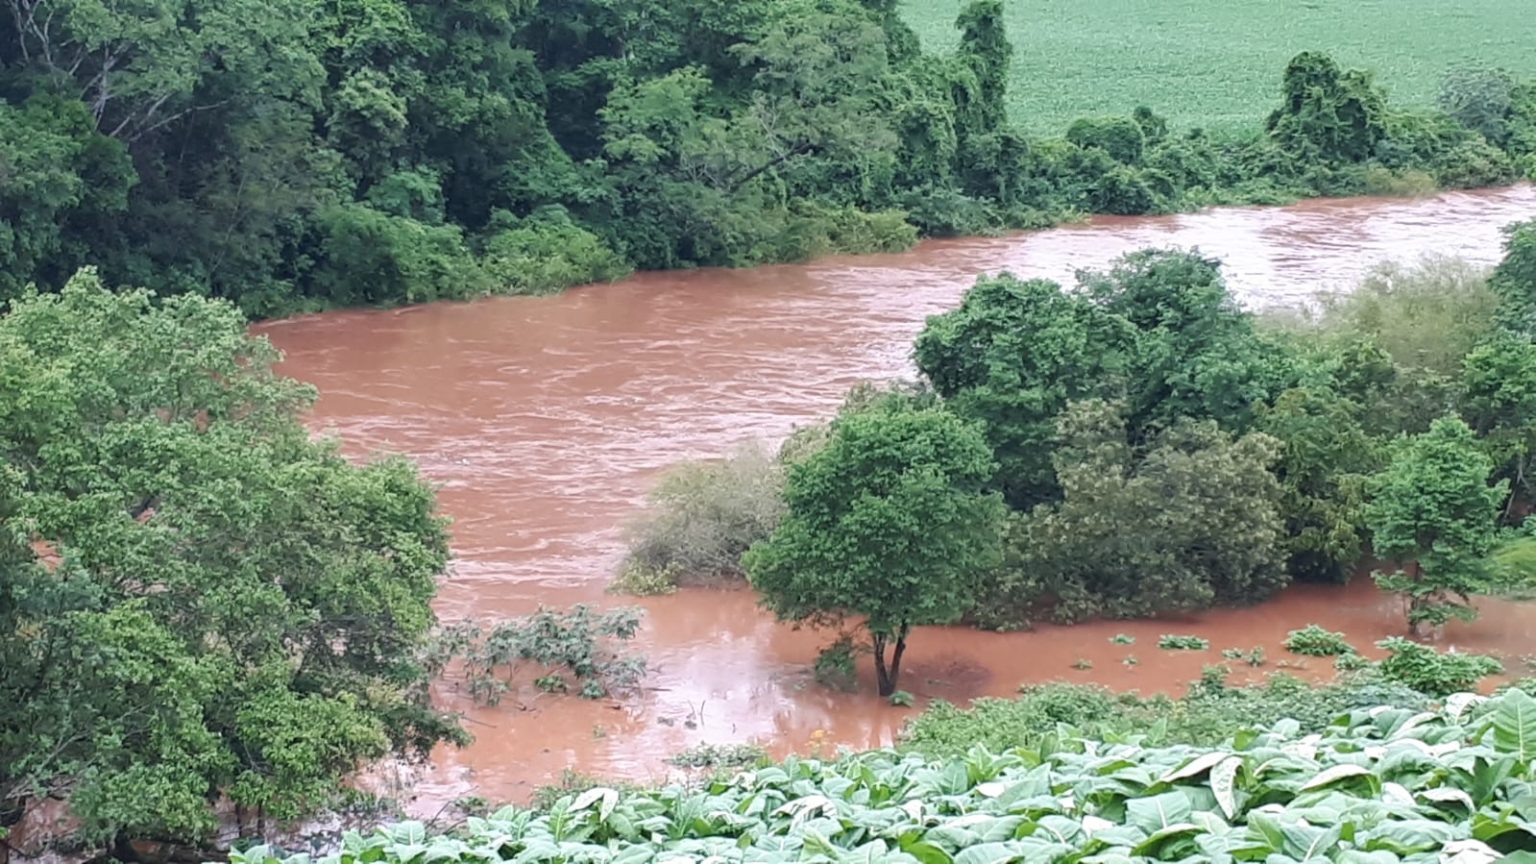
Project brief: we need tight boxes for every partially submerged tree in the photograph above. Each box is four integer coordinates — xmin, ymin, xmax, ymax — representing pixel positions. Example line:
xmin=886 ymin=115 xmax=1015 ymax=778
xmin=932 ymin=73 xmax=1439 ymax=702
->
xmin=982 ymin=400 xmax=1287 ymax=626
xmin=1365 ymin=416 xmax=1506 ymax=635
xmin=745 ymin=397 xmax=1005 ymax=696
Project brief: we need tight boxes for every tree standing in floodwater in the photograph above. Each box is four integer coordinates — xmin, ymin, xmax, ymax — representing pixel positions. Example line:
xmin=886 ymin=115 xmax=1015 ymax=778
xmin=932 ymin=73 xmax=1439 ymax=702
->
xmin=745 ymin=395 xmax=1005 ymax=697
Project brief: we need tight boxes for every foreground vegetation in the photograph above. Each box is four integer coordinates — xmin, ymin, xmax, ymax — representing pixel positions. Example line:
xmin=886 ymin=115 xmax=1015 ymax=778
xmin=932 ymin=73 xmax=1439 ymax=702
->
xmin=233 ymin=687 xmax=1536 ymax=863
xmin=903 ymin=0 xmax=1536 ymax=135
xmin=5 ymin=0 xmax=1536 ymax=315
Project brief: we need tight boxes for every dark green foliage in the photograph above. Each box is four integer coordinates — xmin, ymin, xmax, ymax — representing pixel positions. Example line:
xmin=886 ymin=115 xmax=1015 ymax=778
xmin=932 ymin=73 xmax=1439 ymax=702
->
xmin=1267 ymin=51 xmax=1388 ymax=164
xmin=1375 ymin=637 xmax=1502 ymax=696
xmin=1066 ymin=116 xmax=1147 ymax=164
xmin=1255 ymin=387 xmax=1380 ymax=582
xmin=745 ymin=395 xmax=1006 ymax=695
xmin=1490 ymin=220 xmax=1536 ymax=336
xmin=0 ymin=274 xmax=461 ymax=842
xmin=982 ymin=401 xmax=1286 ymax=625
xmin=1 ymin=0 xmax=1528 ymax=316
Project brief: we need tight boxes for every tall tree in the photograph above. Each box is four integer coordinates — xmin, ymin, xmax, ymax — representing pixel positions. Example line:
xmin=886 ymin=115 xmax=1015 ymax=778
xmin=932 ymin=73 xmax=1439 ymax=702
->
xmin=1365 ymin=416 xmax=1506 ymax=635
xmin=745 ymin=396 xmax=1005 ymax=696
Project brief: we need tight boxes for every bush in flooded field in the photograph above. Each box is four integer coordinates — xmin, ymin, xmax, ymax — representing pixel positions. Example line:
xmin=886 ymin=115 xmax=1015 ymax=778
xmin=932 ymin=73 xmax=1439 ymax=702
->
xmin=1283 ymin=624 xmax=1357 ymax=657
xmin=1375 ymin=637 xmax=1502 ymax=697
xmin=615 ymin=443 xmax=786 ymax=591
xmin=427 ymin=605 xmax=646 ymax=705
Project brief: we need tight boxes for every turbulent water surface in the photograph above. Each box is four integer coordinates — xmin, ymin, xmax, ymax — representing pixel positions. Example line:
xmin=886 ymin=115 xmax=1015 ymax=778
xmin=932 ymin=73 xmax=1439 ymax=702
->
xmin=256 ymin=185 xmax=1536 ymax=810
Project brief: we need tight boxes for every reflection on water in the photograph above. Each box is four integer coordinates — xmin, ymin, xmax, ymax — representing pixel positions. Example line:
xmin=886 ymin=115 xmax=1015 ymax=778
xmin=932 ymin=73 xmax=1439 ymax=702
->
xmin=256 ymin=184 xmax=1536 ymax=811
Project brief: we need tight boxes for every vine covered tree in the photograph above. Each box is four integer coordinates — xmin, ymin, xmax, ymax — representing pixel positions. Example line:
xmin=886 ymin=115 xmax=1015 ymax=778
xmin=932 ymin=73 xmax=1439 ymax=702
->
xmin=745 ymin=396 xmax=1005 ymax=696
xmin=1365 ymin=416 xmax=1506 ymax=635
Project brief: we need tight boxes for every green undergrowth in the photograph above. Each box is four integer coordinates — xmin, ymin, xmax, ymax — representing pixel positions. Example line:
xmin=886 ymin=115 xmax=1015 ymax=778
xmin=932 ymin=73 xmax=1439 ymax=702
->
xmin=233 ymin=688 xmax=1536 ymax=864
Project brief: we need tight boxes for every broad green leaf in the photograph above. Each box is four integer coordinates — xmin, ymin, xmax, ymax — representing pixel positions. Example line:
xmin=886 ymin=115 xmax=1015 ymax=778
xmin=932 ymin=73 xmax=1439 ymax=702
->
xmin=1493 ymin=687 xmax=1536 ymax=763
xmin=1211 ymin=756 xmax=1243 ymax=819
xmin=1299 ymin=764 xmax=1374 ymax=792
xmin=1126 ymin=791 xmax=1193 ymax=835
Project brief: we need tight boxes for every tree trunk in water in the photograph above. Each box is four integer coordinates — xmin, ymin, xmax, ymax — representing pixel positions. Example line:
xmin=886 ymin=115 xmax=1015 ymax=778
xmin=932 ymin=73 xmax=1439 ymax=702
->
xmin=872 ymin=633 xmax=893 ymax=696
xmin=888 ymin=629 xmax=909 ymax=696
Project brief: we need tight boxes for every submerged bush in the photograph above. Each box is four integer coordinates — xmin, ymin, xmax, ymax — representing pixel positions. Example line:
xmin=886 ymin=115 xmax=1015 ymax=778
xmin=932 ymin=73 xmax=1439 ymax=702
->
xmin=429 ymin=605 xmax=646 ymax=705
xmin=1376 ymin=636 xmax=1502 ymax=696
xmin=617 ymin=443 xmax=786 ymax=589
xmin=1283 ymin=624 xmax=1357 ymax=657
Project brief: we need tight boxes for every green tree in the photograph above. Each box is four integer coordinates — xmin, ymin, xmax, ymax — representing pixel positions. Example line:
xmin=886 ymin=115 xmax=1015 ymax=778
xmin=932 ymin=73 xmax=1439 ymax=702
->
xmin=745 ymin=397 xmax=1005 ymax=696
xmin=1490 ymin=219 xmax=1536 ymax=336
xmin=914 ymin=273 xmax=1132 ymax=508
xmin=1462 ymin=333 xmax=1536 ymax=514
xmin=1255 ymin=387 xmax=1381 ymax=582
xmin=983 ymin=400 xmax=1286 ymax=627
xmin=0 ymin=272 xmax=462 ymax=845
xmin=1266 ymin=51 xmax=1388 ymax=164
xmin=1365 ymin=416 xmax=1506 ymax=634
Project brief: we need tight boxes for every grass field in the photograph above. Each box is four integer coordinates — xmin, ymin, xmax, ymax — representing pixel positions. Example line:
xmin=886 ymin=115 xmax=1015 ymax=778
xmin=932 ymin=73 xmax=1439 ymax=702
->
xmin=902 ymin=0 xmax=1536 ymax=136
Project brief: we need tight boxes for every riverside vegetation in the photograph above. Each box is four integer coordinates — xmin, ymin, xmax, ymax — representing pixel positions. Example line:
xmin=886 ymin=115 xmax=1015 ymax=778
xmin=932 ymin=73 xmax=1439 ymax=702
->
xmin=619 ymin=222 xmax=1536 ymax=694
xmin=7 ymin=0 xmax=1536 ymax=859
xmin=4 ymin=0 xmax=1536 ymax=315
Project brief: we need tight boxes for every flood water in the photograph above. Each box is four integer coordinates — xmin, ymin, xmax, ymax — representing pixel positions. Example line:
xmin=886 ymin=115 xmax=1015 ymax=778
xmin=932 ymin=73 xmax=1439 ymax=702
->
xmin=256 ymin=185 xmax=1536 ymax=812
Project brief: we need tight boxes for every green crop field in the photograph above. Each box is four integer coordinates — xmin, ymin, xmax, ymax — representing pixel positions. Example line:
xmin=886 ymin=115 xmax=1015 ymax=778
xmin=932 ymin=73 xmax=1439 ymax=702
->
xmin=903 ymin=0 xmax=1536 ymax=136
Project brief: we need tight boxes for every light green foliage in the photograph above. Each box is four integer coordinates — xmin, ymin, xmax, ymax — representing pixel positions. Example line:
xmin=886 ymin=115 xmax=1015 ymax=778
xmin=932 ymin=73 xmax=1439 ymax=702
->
xmin=1488 ymin=531 xmax=1536 ymax=598
xmin=1375 ymin=637 xmax=1502 ymax=696
xmin=1366 ymin=416 xmax=1507 ymax=633
xmin=233 ymin=688 xmax=1536 ymax=864
xmin=904 ymin=0 xmax=1536 ymax=135
xmin=618 ymin=443 xmax=786 ymax=589
xmin=984 ymin=400 xmax=1286 ymax=626
xmin=1158 ymin=635 xmax=1210 ymax=651
xmin=429 ymin=606 xmax=646 ymax=706
xmin=1440 ymin=67 xmax=1521 ymax=146
xmin=745 ymin=396 xmax=1006 ymax=695
xmin=665 ymin=743 xmax=769 ymax=770
xmin=1283 ymin=625 xmax=1357 ymax=657
xmin=0 ymin=273 xmax=459 ymax=841
xmin=482 ymin=211 xmax=631 ymax=296
xmin=1111 ymin=633 xmax=1136 ymax=645
xmin=902 ymin=676 xmax=1432 ymax=756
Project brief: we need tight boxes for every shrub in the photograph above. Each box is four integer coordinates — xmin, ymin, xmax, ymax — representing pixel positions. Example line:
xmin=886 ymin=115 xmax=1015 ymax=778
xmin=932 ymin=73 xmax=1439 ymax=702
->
xmin=607 ymin=561 xmax=680 ymax=597
xmin=1066 ymin=116 xmax=1146 ymax=164
xmin=665 ymin=743 xmax=768 ymax=770
xmin=309 ymin=203 xmax=491 ymax=306
xmin=813 ymin=635 xmax=861 ymax=693
xmin=1283 ymin=624 xmax=1356 ymax=656
xmin=1157 ymin=634 xmax=1210 ymax=651
xmin=430 ymin=605 xmax=647 ymax=705
xmin=1375 ymin=636 xmax=1502 ymax=696
xmin=619 ymin=443 xmax=785 ymax=586
xmin=481 ymin=209 xmax=631 ymax=296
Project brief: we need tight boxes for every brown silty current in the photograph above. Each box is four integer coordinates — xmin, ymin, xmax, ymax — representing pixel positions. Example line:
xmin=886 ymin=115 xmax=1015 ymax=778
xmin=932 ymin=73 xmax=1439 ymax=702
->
xmin=255 ymin=185 xmax=1536 ymax=812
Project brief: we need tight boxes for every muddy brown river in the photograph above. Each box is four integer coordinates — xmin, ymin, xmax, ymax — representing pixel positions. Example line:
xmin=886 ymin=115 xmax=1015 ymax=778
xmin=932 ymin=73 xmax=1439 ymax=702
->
xmin=256 ymin=185 xmax=1536 ymax=812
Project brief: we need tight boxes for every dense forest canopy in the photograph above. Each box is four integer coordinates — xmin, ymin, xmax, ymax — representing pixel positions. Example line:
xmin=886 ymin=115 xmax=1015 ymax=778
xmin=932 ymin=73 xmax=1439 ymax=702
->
xmin=3 ymin=0 xmax=1535 ymax=315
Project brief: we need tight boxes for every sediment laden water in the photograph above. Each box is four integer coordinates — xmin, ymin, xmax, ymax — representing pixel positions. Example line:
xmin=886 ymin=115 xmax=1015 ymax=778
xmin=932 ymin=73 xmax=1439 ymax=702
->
xmin=255 ymin=185 xmax=1536 ymax=811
